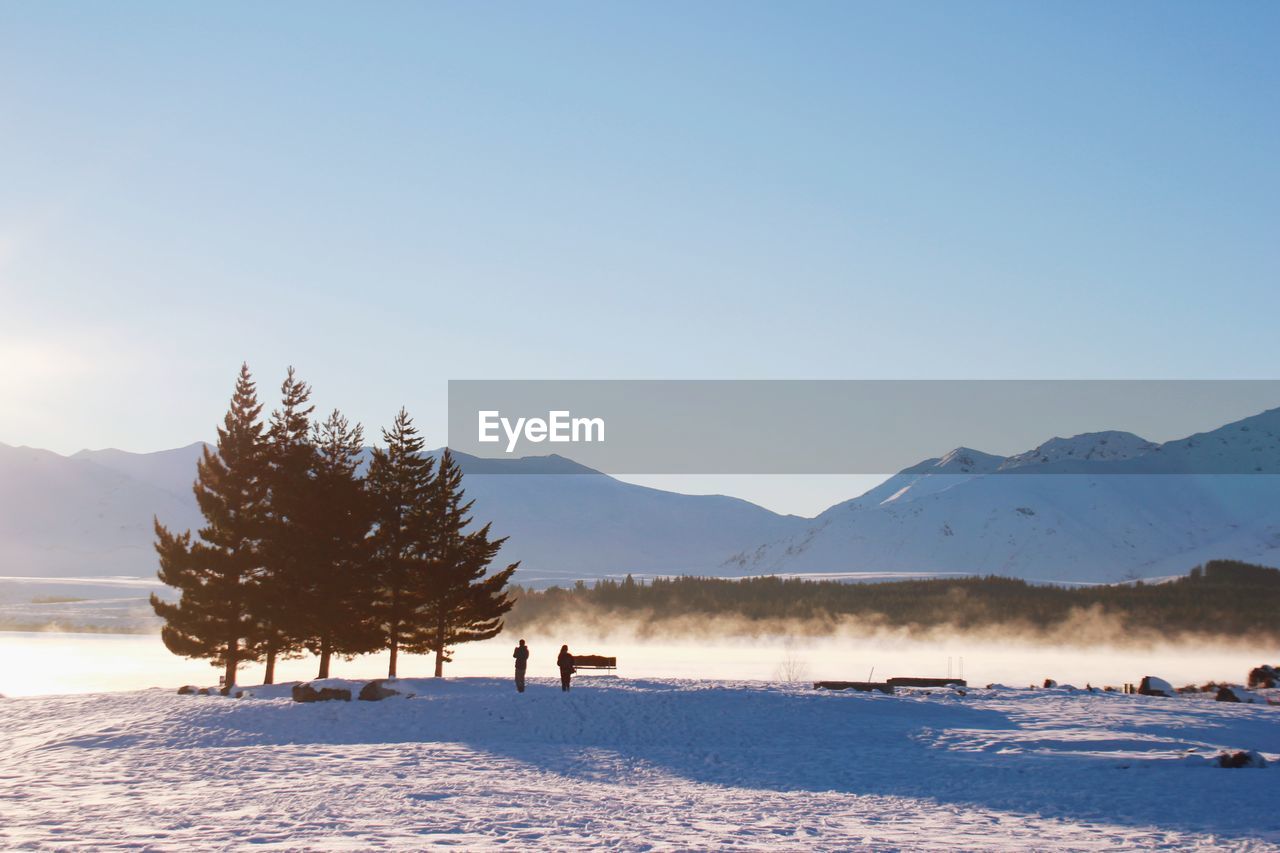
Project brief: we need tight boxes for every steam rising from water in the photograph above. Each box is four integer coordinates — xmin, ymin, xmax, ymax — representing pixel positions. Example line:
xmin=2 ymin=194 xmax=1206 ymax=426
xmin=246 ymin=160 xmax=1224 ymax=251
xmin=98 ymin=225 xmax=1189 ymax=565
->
xmin=1 ymin=626 xmax=1274 ymax=697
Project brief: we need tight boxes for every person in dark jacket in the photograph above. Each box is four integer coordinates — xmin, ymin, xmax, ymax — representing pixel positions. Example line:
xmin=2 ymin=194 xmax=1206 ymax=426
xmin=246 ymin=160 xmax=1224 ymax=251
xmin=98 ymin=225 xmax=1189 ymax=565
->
xmin=557 ymin=644 xmax=575 ymax=692
xmin=513 ymin=639 xmax=530 ymax=692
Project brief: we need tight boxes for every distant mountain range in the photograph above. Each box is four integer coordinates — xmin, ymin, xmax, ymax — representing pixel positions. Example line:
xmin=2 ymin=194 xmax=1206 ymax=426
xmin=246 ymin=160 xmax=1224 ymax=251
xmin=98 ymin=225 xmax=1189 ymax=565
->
xmin=2 ymin=406 xmax=1279 ymax=589
xmin=0 ymin=441 xmax=800 ymax=587
xmin=731 ymin=407 xmax=1280 ymax=583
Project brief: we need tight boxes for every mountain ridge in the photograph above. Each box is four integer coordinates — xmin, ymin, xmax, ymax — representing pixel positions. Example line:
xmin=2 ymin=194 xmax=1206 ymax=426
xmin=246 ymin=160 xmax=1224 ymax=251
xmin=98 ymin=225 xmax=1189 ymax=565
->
xmin=4 ymin=405 xmax=1280 ymax=586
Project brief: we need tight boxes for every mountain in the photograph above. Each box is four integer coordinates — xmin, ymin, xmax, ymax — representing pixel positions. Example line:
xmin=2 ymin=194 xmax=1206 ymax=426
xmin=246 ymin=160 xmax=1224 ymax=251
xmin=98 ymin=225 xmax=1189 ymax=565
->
xmin=73 ymin=443 xmax=209 ymax=502
xmin=453 ymin=457 xmax=803 ymax=584
xmin=725 ymin=408 xmax=1280 ymax=583
xmin=0 ymin=442 xmax=804 ymax=587
xmin=4 ymin=406 xmax=1280 ymax=589
xmin=834 ymin=447 xmax=1006 ymax=510
xmin=0 ymin=443 xmax=205 ymax=581
xmin=999 ymin=431 xmax=1158 ymax=469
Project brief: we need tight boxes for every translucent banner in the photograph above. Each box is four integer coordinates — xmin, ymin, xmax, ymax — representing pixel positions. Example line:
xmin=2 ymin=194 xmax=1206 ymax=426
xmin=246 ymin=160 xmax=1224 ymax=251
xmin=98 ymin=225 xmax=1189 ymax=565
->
xmin=447 ymin=380 xmax=1280 ymax=475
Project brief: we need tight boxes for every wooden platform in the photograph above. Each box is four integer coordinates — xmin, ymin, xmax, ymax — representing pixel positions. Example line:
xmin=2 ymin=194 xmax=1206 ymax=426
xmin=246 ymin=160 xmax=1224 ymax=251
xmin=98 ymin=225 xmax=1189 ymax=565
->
xmin=812 ymin=681 xmax=894 ymax=694
xmin=813 ymin=677 xmax=968 ymax=693
xmin=886 ymin=677 xmax=967 ymax=688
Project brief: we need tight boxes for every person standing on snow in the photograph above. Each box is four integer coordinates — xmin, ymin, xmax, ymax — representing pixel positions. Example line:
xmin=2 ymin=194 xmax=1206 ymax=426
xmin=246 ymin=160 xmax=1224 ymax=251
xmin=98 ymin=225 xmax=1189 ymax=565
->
xmin=513 ymin=639 xmax=530 ymax=692
xmin=557 ymin=644 xmax=575 ymax=692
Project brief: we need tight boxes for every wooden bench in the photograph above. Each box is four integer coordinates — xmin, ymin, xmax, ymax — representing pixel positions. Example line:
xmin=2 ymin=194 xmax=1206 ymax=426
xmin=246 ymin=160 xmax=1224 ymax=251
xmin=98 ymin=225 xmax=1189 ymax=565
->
xmin=572 ymin=654 xmax=617 ymax=673
xmin=813 ymin=681 xmax=893 ymax=694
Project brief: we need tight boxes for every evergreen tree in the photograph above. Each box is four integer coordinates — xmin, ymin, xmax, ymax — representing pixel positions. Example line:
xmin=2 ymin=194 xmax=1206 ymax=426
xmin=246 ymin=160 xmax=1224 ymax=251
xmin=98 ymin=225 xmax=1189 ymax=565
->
xmin=296 ymin=409 xmax=381 ymax=677
xmin=151 ymin=364 xmax=267 ymax=692
xmin=365 ymin=409 xmax=436 ymax=678
xmin=419 ymin=448 xmax=518 ymax=677
xmin=255 ymin=367 xmax=315 ymax=683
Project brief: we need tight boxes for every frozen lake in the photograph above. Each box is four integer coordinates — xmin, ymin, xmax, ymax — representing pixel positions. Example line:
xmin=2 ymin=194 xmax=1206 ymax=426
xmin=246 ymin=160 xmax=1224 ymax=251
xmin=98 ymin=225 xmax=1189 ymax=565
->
xmin=1 ymin=629 xmax=1272 ymax=697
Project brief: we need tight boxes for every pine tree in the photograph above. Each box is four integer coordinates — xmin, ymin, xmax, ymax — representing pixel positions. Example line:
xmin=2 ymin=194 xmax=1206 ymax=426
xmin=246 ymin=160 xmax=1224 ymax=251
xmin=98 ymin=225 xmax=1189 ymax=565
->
xmin=296 ymin=409 xmax=381 ymax=678
xmin=255 ymin=367 xmax=315 ymax=684
xmin=365 ymin=409 xmax=436 ymax=678
xmin=419 ymin=448 xmax=518 ymax=678
xmin=151 ymin=364 xmax=267 ymax=692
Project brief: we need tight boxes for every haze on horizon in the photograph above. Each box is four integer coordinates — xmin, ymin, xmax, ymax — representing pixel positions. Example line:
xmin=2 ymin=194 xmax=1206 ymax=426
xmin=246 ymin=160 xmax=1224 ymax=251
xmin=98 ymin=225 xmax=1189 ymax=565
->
xmin=2 ymin=3 xmax=1278 ymax=515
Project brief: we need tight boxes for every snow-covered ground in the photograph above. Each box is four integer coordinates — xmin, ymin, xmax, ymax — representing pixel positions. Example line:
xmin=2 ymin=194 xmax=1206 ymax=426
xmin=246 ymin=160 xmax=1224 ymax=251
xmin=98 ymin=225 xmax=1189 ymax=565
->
xmin=2 ymin=678 xmax=1277 ymax=850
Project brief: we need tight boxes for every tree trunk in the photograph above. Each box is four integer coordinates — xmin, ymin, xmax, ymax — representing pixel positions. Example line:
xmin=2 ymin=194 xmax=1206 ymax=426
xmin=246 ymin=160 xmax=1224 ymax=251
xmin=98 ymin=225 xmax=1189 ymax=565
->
xmin=433 ymin=618 xmax=445 ymax=678
xmin=318 ymin=641 xmax=331 ymax=679
xmin=222 ymin=639 xmax=238 ymax=694
xmin=264 ymin=646 xmax=277 ymax=685
xmin=388 ymin=637 xmax=398 ymax=679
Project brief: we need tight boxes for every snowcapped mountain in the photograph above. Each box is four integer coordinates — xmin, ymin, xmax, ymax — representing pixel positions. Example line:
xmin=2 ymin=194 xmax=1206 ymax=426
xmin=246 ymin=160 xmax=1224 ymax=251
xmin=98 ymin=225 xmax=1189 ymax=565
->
xmin=999 ymin=431 xmax=1158 ymax=470
xmin=446 ymin=455 xmax=803 ymax=584
xmin=726 ymin=408 xmax=1280 ymax=583
xmin=0 ymin=442 xmax=802 ymax=586
xmin=3 ymin=406 xmax=1280 ymax=588
xmin=831 ymin=447 xmax=1005 ymax=511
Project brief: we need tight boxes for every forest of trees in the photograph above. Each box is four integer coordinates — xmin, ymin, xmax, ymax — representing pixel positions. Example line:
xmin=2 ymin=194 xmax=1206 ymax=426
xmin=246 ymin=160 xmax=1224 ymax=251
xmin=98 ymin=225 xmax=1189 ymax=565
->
xmin=152 ymin=365 xmax=517 ymax=690
xmin=506 ymin=560 xmax=1280 ymax=642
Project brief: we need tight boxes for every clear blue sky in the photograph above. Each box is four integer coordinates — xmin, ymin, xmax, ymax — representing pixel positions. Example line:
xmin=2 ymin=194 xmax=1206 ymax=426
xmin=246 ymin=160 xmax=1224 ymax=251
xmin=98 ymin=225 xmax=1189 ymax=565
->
xmin=2 ymin=3 xmax=1277 ymax=512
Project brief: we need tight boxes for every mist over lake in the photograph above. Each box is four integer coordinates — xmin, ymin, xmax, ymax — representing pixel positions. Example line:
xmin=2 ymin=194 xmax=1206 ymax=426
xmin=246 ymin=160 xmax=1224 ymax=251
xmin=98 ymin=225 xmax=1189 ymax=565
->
xmin=3 ymin=629 xmax=1271 ymax=698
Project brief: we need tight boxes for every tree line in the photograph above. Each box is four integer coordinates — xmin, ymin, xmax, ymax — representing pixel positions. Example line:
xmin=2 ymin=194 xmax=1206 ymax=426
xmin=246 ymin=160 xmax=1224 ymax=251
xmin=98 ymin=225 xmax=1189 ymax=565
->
xmin=505 ymin=560 xmax=1280 ymax=641
xmin=151 ymin=365 xmax=517 ymax=690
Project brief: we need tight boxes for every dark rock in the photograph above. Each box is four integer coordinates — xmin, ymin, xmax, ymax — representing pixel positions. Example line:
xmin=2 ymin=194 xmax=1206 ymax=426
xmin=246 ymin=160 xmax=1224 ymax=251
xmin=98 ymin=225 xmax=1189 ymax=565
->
xmin=1216 ymin=685 xmax=1263 ymax=704
xmin=1217 ymin=750 xmax=1267 ymax=769
xmin=292 ymin=683 xmax=352 ymax=703
xmin=358 ymin=680 xmax=402 ymax=701
xmin=1043 ymin=678 xmax=1057 ymax=688
xmin=1138 ymin=676 xmax=1175 ymax=697
xmin=177 ymin=685 xmax=198 ymax=695
xmin=1247 ymin=665 xmax=1278 ymax=689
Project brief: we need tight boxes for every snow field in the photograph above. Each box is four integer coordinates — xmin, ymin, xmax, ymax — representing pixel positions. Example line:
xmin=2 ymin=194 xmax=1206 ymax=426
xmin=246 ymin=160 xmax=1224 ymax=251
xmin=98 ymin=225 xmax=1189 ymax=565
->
xmin=1 ymin=678 xmax=1278 ymax=850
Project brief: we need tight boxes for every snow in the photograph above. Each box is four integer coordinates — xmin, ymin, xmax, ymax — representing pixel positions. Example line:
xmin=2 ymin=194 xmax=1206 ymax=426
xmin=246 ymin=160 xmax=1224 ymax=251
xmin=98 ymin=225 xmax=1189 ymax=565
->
xmin=2 ymin=678 xmax=1278 ymax=849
